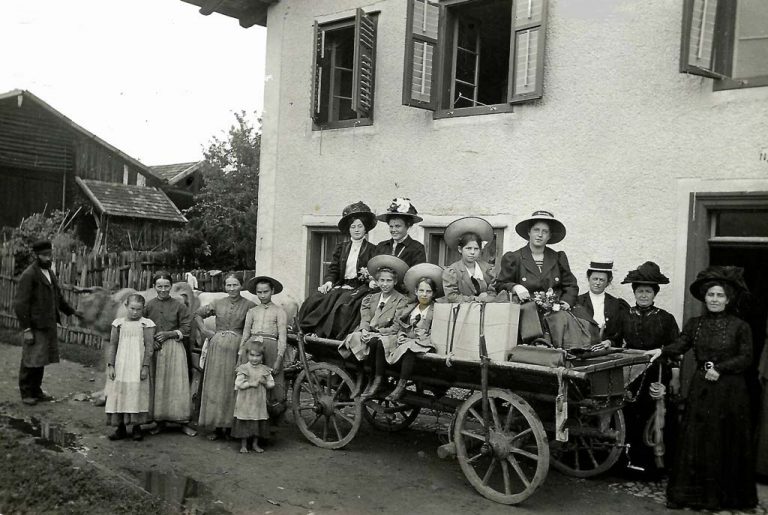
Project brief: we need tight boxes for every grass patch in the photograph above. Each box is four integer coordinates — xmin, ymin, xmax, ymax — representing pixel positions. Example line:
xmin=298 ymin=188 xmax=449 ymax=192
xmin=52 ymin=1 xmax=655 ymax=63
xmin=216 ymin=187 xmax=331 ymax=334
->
xmin=0 ymin=426 xmax=171 ymax=514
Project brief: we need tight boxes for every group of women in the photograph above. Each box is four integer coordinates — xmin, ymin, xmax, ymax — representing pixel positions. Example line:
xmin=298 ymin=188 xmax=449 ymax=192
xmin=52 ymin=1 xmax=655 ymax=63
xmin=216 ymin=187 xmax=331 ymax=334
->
xmin=297 ymin=198 xmax=759 ymax=512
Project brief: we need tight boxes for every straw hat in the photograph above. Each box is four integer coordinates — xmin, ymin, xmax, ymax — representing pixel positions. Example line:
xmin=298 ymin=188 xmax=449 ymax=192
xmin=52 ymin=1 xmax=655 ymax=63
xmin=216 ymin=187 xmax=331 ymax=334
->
xmin=515 ymin=210 xmax=566 ymax=245
xmin=246 ymin=275 xmax=283 ymax=294
xmin=377 ymin=197 xmax=423 ymax=224
xmin=403 ymin=263 xmax=444 ymax=297
xmin=338 ymin=201 xmax=378 ymax=234
xmin=367 ymin=255 xmax=409 ymax=284
xmin=586 ymin=258 xmax=615 ymax=273
xmin=443 ymin=216 xmax=494 ymax=249
xmin=621 ymin=262 xmax=669 ymax=286
xmin=688 ymin=265 xmax=749 ymax=302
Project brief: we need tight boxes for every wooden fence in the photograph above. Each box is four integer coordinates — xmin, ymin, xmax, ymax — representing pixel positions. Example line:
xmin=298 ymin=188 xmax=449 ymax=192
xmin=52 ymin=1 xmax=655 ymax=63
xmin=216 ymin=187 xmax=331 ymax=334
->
xmin=0 ymin=248 xmax=255 ymax=349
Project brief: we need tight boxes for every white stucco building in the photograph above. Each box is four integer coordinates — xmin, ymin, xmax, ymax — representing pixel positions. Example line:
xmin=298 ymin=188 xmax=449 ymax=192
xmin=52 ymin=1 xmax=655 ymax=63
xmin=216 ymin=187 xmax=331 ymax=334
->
xmin=184 ymin=0 xmax=768 ymax=339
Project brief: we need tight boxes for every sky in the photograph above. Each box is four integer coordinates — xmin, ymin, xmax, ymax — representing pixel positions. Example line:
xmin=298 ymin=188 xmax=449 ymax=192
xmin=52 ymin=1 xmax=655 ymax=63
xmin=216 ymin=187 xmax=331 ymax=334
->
xmin=0 ymin=0 xmax=267 ymax=165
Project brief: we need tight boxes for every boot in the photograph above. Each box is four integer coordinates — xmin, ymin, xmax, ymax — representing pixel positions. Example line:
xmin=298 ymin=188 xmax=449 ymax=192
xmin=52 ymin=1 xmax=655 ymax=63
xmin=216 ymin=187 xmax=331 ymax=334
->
xmin=385 ymin=379 xmax=407 ymax=402
xmin=109 ymin=424 xmax=128 ymax=441
xmin=360 ymin=376 xmax=382 ymax=400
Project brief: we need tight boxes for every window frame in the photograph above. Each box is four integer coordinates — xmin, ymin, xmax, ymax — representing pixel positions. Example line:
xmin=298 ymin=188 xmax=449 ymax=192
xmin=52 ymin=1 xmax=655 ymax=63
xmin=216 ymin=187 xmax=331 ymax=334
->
xmin=403 ymin=0 xmax=548 ymax=119
xmin=311 ymin=10 xmax=378 ymax=130
xmin=305 ymin=226 xmax=349 ymax=297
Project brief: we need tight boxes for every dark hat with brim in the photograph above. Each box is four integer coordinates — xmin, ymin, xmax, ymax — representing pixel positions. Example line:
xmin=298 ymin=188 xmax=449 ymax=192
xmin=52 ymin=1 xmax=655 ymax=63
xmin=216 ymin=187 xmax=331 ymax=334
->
xmin=689 ymin=265 xmax=749 ymax=302
xmin=444 ymin=217 xmax=494 ymax=250
xmin=367 ymin=255 xmax=409 ymax=284
xmin=32 ymin=240 xmax=52 ymax=253
xmin=338 ymin=201 xmax=378 ymax=234
xmin=587 ymin=258 xmax=615 ymax=273
xmin=621 ymin=261 xmax=669 ymax=286
xmin=246 ymin=275 xmax=283 ymax=295
xmin=404 ymin=263 xmax=444 ymax=298
xmin=376 ymin=197 xmax=423 ymax=224
xmin=515 ymin=210 xmax=566 ymax=245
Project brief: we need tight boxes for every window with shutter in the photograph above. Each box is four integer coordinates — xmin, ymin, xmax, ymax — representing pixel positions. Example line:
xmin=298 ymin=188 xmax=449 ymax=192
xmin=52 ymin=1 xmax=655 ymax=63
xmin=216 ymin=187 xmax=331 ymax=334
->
xmin=680 ymin=0 xmax=768 ymax=90
xmin=311 ymin=10 xmax=378 ymax=130
xmin=403 ymin=0 xmax=549 ymax=118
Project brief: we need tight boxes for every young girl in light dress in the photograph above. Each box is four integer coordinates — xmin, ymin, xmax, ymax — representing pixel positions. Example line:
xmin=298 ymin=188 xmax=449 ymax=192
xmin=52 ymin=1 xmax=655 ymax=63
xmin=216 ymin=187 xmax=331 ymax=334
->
xmin=233 ymin=339 xmax=275 ymax=453
xmin=106 ymin=294 xmax=155 ymax=441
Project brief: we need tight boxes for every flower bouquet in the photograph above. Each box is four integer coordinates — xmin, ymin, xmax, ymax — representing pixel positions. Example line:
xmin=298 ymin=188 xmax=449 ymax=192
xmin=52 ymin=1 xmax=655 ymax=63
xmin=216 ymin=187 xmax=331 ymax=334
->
xmin=533 ymin=288 xmax=560 ymax=314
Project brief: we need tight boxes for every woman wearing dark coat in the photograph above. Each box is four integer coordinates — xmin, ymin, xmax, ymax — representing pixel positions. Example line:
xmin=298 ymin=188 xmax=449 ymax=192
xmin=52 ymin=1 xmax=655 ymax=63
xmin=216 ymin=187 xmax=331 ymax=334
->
xmin=298 ymin=201 xmax=378 ymax=339
xmin=659 ymin=266 xmax=757 ymax=511
xmin=617 ymin=261 xmax=680 ymax=476
xmin=493 ymin=210 xmax=578 ymax=307
xmin=374 ymin=198 xmax=427 ymax=267
xmin=575 ymin=258 xmax=630 ymax=348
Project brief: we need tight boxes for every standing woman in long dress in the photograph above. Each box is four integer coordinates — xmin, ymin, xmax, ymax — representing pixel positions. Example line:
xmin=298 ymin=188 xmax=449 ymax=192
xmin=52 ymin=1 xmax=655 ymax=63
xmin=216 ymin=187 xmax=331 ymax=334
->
xmin=298 ymin=201 xmax=378 ymax=339
xmin=617 ymin=261 xmax=679 ymax=476
xmin=195 ymin=272 xmax=256 ymax=440
xmin=658 ymin=266 xmax=757 ymax=511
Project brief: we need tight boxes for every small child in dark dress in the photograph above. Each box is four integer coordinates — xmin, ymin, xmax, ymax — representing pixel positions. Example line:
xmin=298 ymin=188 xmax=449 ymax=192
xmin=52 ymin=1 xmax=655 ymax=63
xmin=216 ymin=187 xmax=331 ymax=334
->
xmin=232 ymin=339 xmax=275 ymax=453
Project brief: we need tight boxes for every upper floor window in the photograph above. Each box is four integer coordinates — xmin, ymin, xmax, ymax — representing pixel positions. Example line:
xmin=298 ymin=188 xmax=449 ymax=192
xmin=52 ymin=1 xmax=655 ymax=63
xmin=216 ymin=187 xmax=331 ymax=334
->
xmin=403 ymin=0 xmax=548 ymax=118
xmin=311 ymin=9 xmax=378 ymax=129
xmin=680 ymin=0 xmax=768 ymax=90
xmin=136 ymin=173 xmax=146 ymax=187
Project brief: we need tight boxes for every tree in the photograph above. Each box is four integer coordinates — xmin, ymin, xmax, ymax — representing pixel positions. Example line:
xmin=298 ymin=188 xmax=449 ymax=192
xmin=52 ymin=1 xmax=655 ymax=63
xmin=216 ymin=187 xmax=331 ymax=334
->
xmin=175 ymin=111 xmax=261 ymax=269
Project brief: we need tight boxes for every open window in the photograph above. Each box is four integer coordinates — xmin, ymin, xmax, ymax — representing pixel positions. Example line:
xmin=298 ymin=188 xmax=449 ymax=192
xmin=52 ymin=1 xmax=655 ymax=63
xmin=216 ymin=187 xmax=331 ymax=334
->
xmin=680 ymin=0 xmax=768 ymax=90
xmin=403 ymin=0 xmax=548 ymax=117
xmin=312 ymin=9 xmax=377 ymax=129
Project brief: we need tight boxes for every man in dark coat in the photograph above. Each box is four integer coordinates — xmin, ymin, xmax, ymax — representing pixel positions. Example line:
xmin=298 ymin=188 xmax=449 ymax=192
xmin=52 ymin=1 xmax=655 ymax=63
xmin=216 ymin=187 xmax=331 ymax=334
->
xmin=13 ymin=240 xmax=79 ymax=405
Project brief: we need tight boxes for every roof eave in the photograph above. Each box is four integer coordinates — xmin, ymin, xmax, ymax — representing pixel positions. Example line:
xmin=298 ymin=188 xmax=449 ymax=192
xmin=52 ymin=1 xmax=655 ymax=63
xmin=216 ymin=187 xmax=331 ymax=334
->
xmin=180 ymin=0 xmax=276 ymax=28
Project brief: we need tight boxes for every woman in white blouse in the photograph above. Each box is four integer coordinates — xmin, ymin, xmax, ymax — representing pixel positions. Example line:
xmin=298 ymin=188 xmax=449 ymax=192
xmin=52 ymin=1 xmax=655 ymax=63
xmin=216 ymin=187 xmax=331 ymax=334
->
xmin=298 ymin=202 xmax=379 ymax=339
xmin=575 ymin=258 xmax=630 ymax=350
xmin=441 ymin=217 xmax=497 ymax=303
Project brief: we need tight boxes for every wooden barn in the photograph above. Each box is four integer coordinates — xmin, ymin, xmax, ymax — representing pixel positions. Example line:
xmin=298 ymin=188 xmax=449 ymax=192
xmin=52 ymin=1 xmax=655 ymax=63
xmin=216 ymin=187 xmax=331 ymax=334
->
xmin=0 ymin=89 xmax=186 ymax=250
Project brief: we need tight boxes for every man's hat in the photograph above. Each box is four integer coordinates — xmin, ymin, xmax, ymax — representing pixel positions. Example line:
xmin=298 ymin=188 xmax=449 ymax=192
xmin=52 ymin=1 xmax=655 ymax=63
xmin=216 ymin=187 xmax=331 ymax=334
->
xmin=32 ymin=240 xmax=52 ymax=253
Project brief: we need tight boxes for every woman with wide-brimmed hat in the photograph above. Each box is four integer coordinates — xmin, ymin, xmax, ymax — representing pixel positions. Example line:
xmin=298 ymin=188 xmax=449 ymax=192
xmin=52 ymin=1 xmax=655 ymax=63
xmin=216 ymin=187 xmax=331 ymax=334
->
xmin=378 ymin=263 xmax=444 ymax=401
xmin=654 ymin=266 xmax=756 ymax=511
xmin=575 ymin=258 xmax=630 ymax=350
xmin=441 ymin=217 xmax=498 ymax=303
xmin=493 ymin=210 xmax=578 ymax=308
xmin=374 ymin=198 xmax=427 ymax=267
xmin=298 ymin=201 xmax=379 ymax=339
xmin=339 ymin=255 xmax=409 ymax=400
xmin=617 ymin=261 xmax=680 ymax=476
xmin=239 ymin=275 xmax=289 ymax=436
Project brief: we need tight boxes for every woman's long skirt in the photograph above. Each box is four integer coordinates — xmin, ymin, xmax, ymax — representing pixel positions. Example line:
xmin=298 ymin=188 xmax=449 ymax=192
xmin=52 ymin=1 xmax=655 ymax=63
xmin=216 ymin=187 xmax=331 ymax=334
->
xmin=198 ymin=331 xmax=241 ymax=429
xmin=666 ymin=372 xmax=757 ymax=510
xmin=152 ymin=339 xmax=191 ymax=423
xmin=299 ymin=284 xmax=372 ymax=339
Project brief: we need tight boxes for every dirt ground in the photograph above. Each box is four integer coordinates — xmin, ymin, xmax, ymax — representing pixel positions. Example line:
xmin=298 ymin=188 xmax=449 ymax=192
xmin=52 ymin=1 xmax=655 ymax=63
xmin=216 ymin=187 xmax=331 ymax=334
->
xmin=1 ymin=340 xmax=766 ymax=515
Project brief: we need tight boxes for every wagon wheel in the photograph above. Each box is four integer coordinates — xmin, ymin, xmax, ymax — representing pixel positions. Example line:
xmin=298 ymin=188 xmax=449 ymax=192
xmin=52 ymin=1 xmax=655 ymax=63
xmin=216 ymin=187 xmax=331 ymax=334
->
xmin=454 ymin=389 xmax=549 ymax=505
xmin=550 ymin=408 xmax=626 ymax=478
xmin=362 ymin=379 xmax=422 ymax=432
xmin=291 ymin=362 xmax=362 ymax=449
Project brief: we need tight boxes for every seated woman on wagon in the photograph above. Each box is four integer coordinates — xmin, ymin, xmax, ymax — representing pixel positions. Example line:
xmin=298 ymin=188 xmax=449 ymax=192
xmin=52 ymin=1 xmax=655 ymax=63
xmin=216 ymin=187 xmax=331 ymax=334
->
xmin=298 ymin=202 xmax=378 ymax=339
xmin=374 ymin=198 xmax=427 ymax=267
xmin=493 ymin=210 xmax=578 ymax=308
xmin=441 ymin=216 xmax=498 ymax=303
xmin=339 ymin=256 xmax=409 ymax=400
xmin=378 ymin=263 xmax=444 ymax=401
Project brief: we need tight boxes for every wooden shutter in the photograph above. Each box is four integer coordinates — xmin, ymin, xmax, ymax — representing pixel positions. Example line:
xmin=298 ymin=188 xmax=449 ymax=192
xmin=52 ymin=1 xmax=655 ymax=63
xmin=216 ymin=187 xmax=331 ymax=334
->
xmin=311 ymin=21 xmax=328 ymax=124
xmin=352 ymin=9 xmax=377 ymax=117
xmin=508 ymin=0 xmax=548 ymax=104
xmin=402 ymin=0 xmax=440 ymax=110
xmin=679 ymin=0 xmax=726 ymax=79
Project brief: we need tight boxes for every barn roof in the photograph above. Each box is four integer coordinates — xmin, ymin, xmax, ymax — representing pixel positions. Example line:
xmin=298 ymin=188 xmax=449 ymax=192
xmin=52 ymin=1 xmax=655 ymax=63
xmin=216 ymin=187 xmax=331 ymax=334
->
xmin=150 ymin=161 xmax=203 ymax=185
xmin=76 ymin=178 xmax=187 ymax=223
xmin=0 ymin=89 xmax=161 ymax=181
xmin=180 ymin=0 xmax=277 ymax=27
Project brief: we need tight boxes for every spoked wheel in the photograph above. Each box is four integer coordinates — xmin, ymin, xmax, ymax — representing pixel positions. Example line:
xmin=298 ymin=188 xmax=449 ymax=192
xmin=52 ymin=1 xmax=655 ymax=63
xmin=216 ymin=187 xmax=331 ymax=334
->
xmin=362 ymin=379 xmax=422 ymax=432
xmin=550 ymin=408 xmax=626 ymax=478
xmin=454 ymin=389 xmax=549 ymax=505
xmin=291 ymin=362 xmax=362 ymax=449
